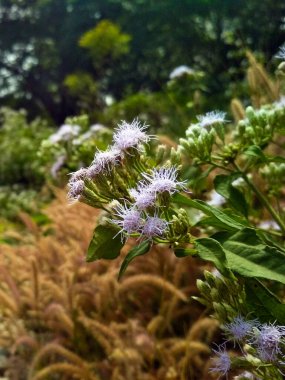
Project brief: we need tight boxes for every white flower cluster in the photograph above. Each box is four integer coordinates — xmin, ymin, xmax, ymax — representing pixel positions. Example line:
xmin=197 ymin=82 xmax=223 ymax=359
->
xmin=49 ymin=124 xmax=81 ymax=143
xmin=73 ymin=124 xmax=109 ymax=145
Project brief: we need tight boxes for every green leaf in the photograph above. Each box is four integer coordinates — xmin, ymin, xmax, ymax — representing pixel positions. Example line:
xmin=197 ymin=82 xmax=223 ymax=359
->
xmin=194 ymin=237 xmax=229 ymax=274
xmin=244 ymin=145 xmax=267 ymax=163
xmin=245 ymin=279 xmax=285 ymax=324
xmin=216 ymin=228 xmax=285 ymax=284
xmin=86 ymin=225 xmax=124 ymax=262
xmin=214 ymin=174 xmax=248 ymax=217
xmin=172 ymin=193 xmax=247 ymax=231
xmin=174 ymin=247 xmax=196 ymax=257
xmin=118 ymin=240 xmax=151 ymax=279
xmin=269 ymin=156 xmax=285 ymax=163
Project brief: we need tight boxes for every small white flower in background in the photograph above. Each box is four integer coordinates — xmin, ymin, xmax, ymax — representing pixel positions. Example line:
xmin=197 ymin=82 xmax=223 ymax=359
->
xmin=169 ymin=65 xmax=195 ymax=80
xmin=232 ymin=177 xmax=245 ymax=187
xmin=90 ymin=123 xmax=109 ymax=133
xmin=274 ymin=96 xmax=285 ymax=109
xmin=113 ymin=119 xmax=150 ymax=151
xmin=258 ymin=220 xmax=281 ymax=231
xmin=112 ymin=203 xmax=142 ymax=235
xmin=50 ymin=155 xmax=66 ymax=178
xmin=275 ymin=45 xmax=285 ymax=60
xmin=142 ymin=167 xmax=187 ymax=195
xmin=197 ymin=111 xmax=227 ymax=128
xmin=129 ymin=187 xmax=156 ymax=210
xmin=207 ymin=190 xmax=226 ymax=207
xmin=67 ymin=179 xmax=85 ymax=202
xmin=49 ymin=124 xmax=81 ymax=143
xmin=142 ymin=215 xmax=168 ymax=238
xmin=233 ymin=371 xmax=255 ymax=380
xmin=73 ymin=132 xmax=92 ymax=145
xmin=73 ymin=124 xmax=109 ymax=145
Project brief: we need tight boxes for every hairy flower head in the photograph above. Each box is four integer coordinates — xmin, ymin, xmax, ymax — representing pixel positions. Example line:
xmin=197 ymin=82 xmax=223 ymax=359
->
xmin=142 ymin=215 xmax=168 ymax=238
xmin=67 ymin=179 xmax=85 ymax=202
xmin=93 ymin=147 xmax=121 ymax=170
xmin=129 ymin=187 xmax=156 ymax=210
xmin=113 ymin=119 xmax=150 ymax=151
xmin=86 ymin=147 xmax=121 ymax=178
xmin=68 ymin=167 xmax=88 ymax=183
xmin=197 ymin=111 xmax=227 ymax=128
xmin=112 ymin=203 xmax=142 ymax=235
xmin=251 ymin=323 xmax=285 ymax=362
xmin=209 ymin=345 xmax=231 ymax=377
xmin=142 ymin=167 xmax=187 ymax=195
xmin=223 ymin=315 xmax=258 ymax=342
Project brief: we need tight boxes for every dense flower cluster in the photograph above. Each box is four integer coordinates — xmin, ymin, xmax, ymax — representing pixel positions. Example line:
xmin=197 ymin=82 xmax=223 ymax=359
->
xmin=67 ymin=118 xmax=188 ymax=242
xmin=210 ymin=317 xmax=285 ymax=379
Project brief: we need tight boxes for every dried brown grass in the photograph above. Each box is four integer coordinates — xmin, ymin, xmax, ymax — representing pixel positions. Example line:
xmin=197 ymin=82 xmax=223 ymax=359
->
xmin=0 ymin=189 xmax=219 ymax=380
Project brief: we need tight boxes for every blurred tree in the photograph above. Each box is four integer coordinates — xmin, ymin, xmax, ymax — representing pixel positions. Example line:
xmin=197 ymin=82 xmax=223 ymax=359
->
xmin=0 ymin=0 xmax=284 ymax=122
xmin=79 ymin=20 xmax=131 ymax=68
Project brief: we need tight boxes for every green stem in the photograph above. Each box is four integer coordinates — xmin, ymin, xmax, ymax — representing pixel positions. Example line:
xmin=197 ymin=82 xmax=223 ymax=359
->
xmin=163 ymin=208 xmax=174 ymax=236
xmin=233 ymin=163 xmax=285 ymax=235
xmin=207 ymin=160 xmax=233 ymax=173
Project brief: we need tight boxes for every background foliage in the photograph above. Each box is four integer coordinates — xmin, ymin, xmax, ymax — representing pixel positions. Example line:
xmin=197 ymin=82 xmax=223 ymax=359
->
xmin=0 ymin=0 xmax=284 ymax=123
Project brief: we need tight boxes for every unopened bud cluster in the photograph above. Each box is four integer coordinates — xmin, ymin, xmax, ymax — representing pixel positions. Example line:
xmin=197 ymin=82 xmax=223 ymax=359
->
xmin=178 ymin=110 xmax=227 ymax=162
xmin=195 ymin=270 xmax=247 ymax=323
xmin=260 ymin=162 xmax=285 ymax=196
xmin=236 ymin=101 xmax=285 ymax=147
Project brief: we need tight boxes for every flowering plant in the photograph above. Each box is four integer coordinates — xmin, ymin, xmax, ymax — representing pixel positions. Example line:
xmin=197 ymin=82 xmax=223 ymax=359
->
xmin=68 ymin=66 xmax=285 ymax=377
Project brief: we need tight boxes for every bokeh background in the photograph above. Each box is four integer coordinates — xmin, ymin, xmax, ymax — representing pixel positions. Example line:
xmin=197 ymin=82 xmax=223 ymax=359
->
xmin=0 ymin=1 xmax=285 ymax=379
